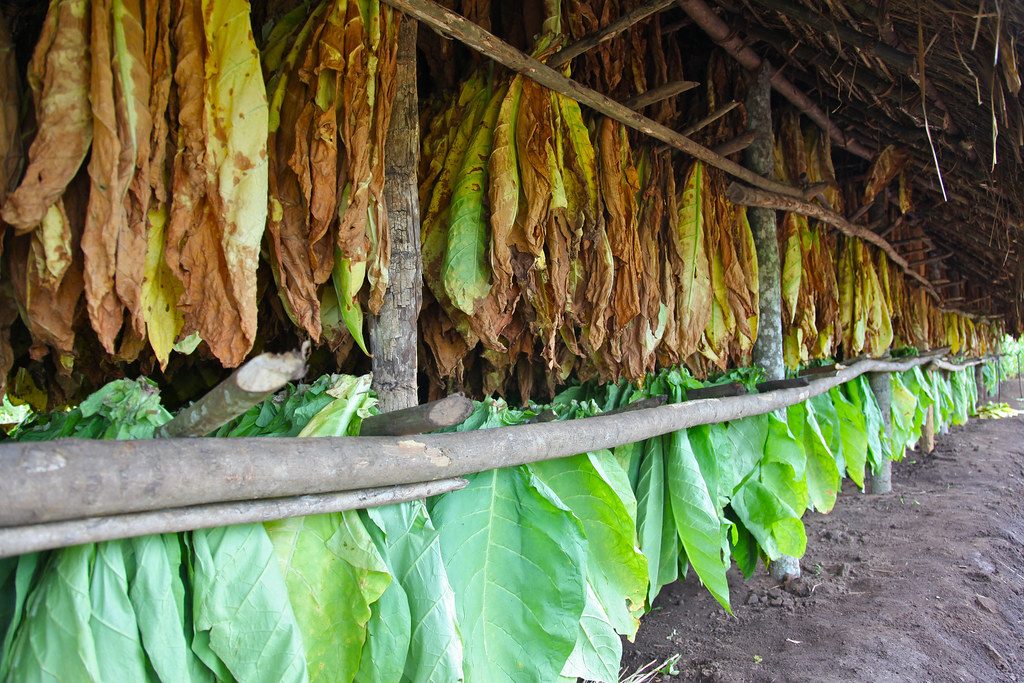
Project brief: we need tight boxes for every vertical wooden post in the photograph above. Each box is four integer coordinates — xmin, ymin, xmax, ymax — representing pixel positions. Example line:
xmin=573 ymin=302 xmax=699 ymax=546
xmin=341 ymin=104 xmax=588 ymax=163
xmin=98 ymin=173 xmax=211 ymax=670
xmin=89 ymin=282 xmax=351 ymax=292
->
xmin=746 ymin=66 xmax=798 ymax=580
xmin=975 ymin=364 xmax=985 ymax=409
xmin=746 ymin=67 xmax=785 ymax=384
xmin=371 ymin=18 xmax=422 ymax=412
xmin=923 ymin=405 xmax=935 ymax=454
xmin=868 ymin=371 xmax=893 ymax=494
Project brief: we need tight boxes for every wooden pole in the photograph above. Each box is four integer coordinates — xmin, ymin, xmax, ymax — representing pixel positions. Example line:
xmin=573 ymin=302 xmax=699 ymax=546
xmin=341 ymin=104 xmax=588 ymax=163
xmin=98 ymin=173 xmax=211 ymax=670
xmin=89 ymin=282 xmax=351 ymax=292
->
xmin=0 ymin=356 xmax=947 ymax=527
xmin=675 ymin=0 xmax=874 ymax=160
xmin=726 ymin=181 xmax=940 ymax=301
xmin=624 ymin=79 xmax=700 ymax=110
xmin=359 ymin=394 xmax=474 ymax=436
xmin=746 ymin=65 xmax=797 ymax=581
xmin=548 ymin=0 xmax=676 ymax=68
xmin=381 ymin=0 xmax=806 ymax=199
xmin=370 ymin=17 xmax=422 ymax=413
xmin=923 ymin=405 xmax=936 ymax=454
xmin=157 ymin=349 xmax=307 ymax=438
xmin=0 ymin=479 xmax=469 ymax=558
xmin=745 ymin=66 xmax=785 ymax=386
xmin=869 ymin=371 xmax=894 ymax=494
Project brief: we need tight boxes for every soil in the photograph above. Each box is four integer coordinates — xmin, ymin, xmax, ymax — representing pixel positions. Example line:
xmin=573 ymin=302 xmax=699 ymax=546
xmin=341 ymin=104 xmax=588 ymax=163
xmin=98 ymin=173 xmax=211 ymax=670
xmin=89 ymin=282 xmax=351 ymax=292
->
xmin=622 ymin=382 xmax=1024 ymax=683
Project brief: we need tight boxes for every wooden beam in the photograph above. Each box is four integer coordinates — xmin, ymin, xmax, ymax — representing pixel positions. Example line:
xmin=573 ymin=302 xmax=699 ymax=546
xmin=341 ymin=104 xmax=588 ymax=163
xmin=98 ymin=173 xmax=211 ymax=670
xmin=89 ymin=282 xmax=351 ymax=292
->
xmin=0 ymin=479 xmax=469 ymax=558
xmin=371 ymin=17 xmax=422 ymax=412
xmin=548 ymin=0 xmax=676 ymax=67
xmin=624 ymin=79 xmax=700 ymax=109
xmin=0 ymin=356 xmax=946 ymax=527
xmin=382 ymin=0 xmax=806 ymax=198
xmin=726 ymin=181 xmax=938 ymax=298
xmin=746 ymin=0 xmax=915 ymax=71
xmin=359 ymin=394 xmax=474 ymax=435
xmin=712 ymin=130 xmax=757 ymax=156
xmin=675 ymin=0 xmax=874 ymax=160
xmin=157 ymin=350 xmax=307 ymax=438
xmin=680 ymin=100 xmax=740 ymax=136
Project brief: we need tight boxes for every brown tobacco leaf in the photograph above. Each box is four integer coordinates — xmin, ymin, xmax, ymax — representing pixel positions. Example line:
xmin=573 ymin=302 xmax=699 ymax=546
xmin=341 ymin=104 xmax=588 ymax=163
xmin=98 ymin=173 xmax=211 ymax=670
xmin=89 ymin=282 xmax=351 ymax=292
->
xmin=167 ymin=0 xmax=269 ymax=367
xmin=115 ymin=0 xmax=155 ymax=339
xmin=599 ymin=119 xmax=641 ymax=331
xmin=0 ymin=12 xmax=20 ymax=204
xmin=516 ymin=78 xmax=555 ymax=258
xmin=863 ymin=145 xmax=908 ymax=207
xmin=8 ymin=171 xmax=88 ymax=362
xmin=82 ymin=0 xmax=127 ymax=351
xmin=336 ymin=0 xmax=372 ymax=265
xmin=2 ymin=0 xmax=92 ymax=232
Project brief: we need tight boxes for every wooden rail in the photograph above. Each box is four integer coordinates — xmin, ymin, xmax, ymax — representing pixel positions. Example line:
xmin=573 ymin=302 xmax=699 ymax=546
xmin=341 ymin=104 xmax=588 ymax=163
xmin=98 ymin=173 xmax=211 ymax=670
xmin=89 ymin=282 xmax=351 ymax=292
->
xmin=0 ymin=355 xmax=970 ymax=530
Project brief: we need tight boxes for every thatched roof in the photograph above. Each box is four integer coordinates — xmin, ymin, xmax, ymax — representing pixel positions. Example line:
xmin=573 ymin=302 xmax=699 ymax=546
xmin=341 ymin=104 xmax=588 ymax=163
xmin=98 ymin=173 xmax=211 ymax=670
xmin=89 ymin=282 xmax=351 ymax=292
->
xmin=714 ymin=0 xmax=1023 ymax=327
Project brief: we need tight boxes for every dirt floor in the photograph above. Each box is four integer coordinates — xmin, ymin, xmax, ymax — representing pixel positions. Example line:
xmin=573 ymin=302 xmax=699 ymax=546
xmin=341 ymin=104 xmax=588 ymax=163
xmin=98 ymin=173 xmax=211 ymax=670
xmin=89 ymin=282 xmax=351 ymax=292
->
xmin=622 ymin=382 xmax=1024 ymax=683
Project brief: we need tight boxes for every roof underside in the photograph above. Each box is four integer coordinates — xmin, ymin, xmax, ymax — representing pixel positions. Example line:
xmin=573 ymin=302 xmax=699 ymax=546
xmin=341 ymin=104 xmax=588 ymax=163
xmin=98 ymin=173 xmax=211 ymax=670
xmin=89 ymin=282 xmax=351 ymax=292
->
xmin=713 ymin=0 xmax=1023 ymax=326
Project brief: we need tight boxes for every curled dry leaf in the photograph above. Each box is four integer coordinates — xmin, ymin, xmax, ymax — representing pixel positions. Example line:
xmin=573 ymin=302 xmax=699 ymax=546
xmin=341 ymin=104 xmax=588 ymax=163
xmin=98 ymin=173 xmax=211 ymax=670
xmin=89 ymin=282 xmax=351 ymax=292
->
xmin=2 ymin=0 xmax=92 ymax=232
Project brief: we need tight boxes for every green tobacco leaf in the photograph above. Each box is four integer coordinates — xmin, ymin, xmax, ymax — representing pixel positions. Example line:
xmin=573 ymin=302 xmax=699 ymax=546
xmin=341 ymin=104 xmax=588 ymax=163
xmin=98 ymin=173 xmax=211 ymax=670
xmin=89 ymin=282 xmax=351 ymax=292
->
xmin=5 ymin=546 xmax=101 ymax=681
xmin=89 ymin=543 xmax=149 ymax=682
xmin=845 ymin=376 xmax=888 ymax=473
xmin=729 ymin=518 xmax=759 ymax=580
xmin=666 ymin=429 xmax=731 ymax=612
xmin=559 ymin=585 xmax=621 ymax=683
xmin=529 ymin=451 xmax=647 ymax=637
xmin=721 ymin=415 xmax=769 ymax=496
xmin=635 ymin=436 xmax=668 ymax=605
xmin=266 ymin=512 xmax=389 ymax=683
xmin=787 ymin=402 xmax=839 ymax=513
xmin=128 ymin=534 xmax=213 ymax=683
xmin=443 ymin=83 xmax=506 ymax=314
xmin=809 ymin=393 xmax=845 ymax=477
xmin=830 ymin=387 xmax=868 ymax=489
xmin=731 ymin=479 xmax=806 ymax=561
xmin=364 ymin=501 xmax=464 ymax=683
xmin=191 ymin=525 xmax=308 ymax=683
xmin=432 ymin=466 xmax=586 ymax=683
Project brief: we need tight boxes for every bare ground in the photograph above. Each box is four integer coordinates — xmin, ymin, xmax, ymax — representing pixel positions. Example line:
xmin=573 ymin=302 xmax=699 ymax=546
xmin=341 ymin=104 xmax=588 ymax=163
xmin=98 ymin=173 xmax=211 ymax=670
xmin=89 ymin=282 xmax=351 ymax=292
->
xmin=622 ymin=382 xmax=1024 ymax=683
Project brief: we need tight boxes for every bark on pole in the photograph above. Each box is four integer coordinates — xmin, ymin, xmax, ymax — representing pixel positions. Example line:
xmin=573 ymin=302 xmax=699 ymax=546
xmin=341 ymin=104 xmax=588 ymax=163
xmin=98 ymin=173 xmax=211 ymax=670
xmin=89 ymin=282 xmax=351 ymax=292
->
xmin=923 ymin=405 xmax=935 ymax=454
xmin=370 ymin=17 xmax=421 ymax=413
xmin=869 ymin=371 xmax=894 ymax=494
xmin=746 ymin=66 xmax=784 ymax=384
xmin=746 ymin=65 xmax=798 ymax=580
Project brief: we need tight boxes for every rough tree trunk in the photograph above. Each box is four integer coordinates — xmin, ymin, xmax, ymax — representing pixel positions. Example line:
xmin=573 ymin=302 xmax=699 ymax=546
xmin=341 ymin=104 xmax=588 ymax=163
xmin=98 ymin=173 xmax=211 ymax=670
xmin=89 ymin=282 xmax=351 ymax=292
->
xmin=370 ymin=18 xmax=421 ymax=412
xmin=869 ymin=371 xmax=893 ymax=494
xmin=746 ymin=65 xmax=798 ymax=580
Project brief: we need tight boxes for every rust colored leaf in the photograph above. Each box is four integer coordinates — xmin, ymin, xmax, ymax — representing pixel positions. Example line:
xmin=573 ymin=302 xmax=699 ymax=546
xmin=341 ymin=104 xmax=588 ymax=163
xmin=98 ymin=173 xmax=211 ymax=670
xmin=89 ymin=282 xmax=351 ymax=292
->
xmin=2 ymin=0 xmax=92 ymax=232
xmin=863 ymin=145 xmax=908 ymax=206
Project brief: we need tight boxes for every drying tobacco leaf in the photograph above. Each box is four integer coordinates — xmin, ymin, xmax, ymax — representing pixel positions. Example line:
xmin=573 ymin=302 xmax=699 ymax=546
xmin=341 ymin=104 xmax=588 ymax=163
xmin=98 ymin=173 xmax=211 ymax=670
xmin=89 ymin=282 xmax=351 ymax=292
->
xmin=2 ymin=0 xmax=92 ymax=232
xmin=0 ymin=12 xmax=20 ymax=206
xmin=673 ymin=160 xmax=711 ymax=360
xmin=82 ymin=0 xmax=127 ymax=351
xmin=167 ymin=0 xmax=269 ymax=368
xmin=862 ymin=145 xmax=907 ymax=207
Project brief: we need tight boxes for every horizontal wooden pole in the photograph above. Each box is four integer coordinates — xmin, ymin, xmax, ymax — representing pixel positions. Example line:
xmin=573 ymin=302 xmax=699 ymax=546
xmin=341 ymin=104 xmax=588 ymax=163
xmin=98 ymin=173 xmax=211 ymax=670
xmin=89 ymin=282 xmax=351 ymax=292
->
xmin=549 ymin=0 xmax=676 ymax=68
xmin=0 ymin=479 xmax=468 ymax=558
xmin=725 ymin=181 xmax=941 ymax=300
xmin=624 ymin=79 xmax=701 ymax=109
xmin=360 ymin=393 xmax=474 ymax=435
xmin=383 ymin=0 xmax=806 ymax=199
xmin=712 ymin=130 xmax=757 ymax=156
xmin=0 ymin=356 xmax=946 ymax=527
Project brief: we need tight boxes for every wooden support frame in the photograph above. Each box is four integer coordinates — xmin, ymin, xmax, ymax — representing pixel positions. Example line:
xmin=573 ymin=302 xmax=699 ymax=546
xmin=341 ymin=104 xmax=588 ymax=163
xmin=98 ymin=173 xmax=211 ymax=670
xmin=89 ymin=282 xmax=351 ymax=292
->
xmin=381 ymin=0 xmax=806 ymax=198
xmin=0 ymin=355 xmax=954 ymax=528
xmin=624 ymin=79 xmax=700 ymax=109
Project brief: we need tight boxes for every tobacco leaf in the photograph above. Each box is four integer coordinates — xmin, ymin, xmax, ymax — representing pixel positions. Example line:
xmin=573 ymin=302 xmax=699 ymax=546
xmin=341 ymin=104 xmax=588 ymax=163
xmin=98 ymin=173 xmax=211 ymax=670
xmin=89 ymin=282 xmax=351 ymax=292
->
xmin=600 ymin=119 xmax=641 ymax=333
xmin=82 ymin=0 xmax=127 ymax=351
xmin=168 ymin=0 xmax=269 ymax=368
xmin=862 ymin=145 xmax=907 ymax=207
xmin=1 ymin=0 xmax=92 ymax=232
xmin=114 ymin=0 xmax=154 ymax=339
xmin=0 ymin=12 xmax=20 ymax=205
xmin=489 ymin=75 xmax=524 ymax=313
xmin=674 ymin=160 xmax=712 ymax=359
xmin=443 ymin=82 xmax=505 ymax=314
